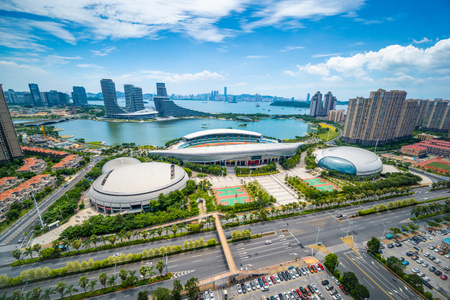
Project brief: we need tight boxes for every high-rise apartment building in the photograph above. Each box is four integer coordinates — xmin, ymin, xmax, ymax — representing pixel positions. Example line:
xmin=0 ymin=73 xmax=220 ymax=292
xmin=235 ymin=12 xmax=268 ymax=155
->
xmin=327 ymin=110 xmax=345 ymax=123
xmin=0 ymin=84 xmax=23 ymax=162
xmin=416 ymin=99 xmax=450 ymax=132
xmin=309 ymin=91 xmax=336 ymax=117
xmin=28 ymin=83 xmax=43 ymax=106
xmin=72 ymin=86 xmax=88 ymax=106
xmin=342 ymin=89 xmax=409 ymax=145
xmin=100 ymin=79 xmax=128 ymax=117
xmin=224 ymin=87 xmax=227 ymax=102
xmin=124 ymin=84 xmax=145 ymax=112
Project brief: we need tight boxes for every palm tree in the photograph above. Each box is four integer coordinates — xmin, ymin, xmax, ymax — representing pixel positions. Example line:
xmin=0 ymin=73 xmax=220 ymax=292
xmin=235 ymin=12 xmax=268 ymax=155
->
xmin=78 ymin=276 xmax=89 ymax=293
xmin=11 ymin=249 xmax=21 ymax=263
xmin=149 ymin=229 xmax=157 ymax=240
xmin=156 ymin=260 xmax=165 ymax=276
xmin=40 ymin=288 xmax=55 ymax=300
xmin=147 ymin=266 xmax=155 ymax=279
xmin=125 ymin=231 xmax=132 ymax=244
xmin=9 ymin=290 xmax=22 ymax=300
xmin=108 ymin=235 xmax=116 ymax=246
xmin=65 ymin=284 xmax=78 ymax=298
xmin=82 ymin=240 xmax=91 ymax=249
xmin=107 ymin=275 xmax=116 ymax=287
xmin=90 ymin=234 xmax=97 ymax=248
xmin=128 ymin=270 xmax=137 ymax=285
xmin=157 ymin=227 xmax=163 ymax=237
xmin=55 ymin=281 xmax=67 ymax=299
xmin=99 ymin=272 xmax=107 ymax=289
xmin=32 ymin=244 xmax=42 ymax=259
xmin=30 ymin=287 xmax=41 ymax=299
xmin=243 ymin=214 xmax=247 ymax=223
xmin=117 ymin=230 xmax=125 ymax=243
xmin=88 ymin=279 xmax=97 ymax=291
xmin=72 ymin=239 xmax=81 ymax=251
xmin=141 ymin=230 xmax=148 ymax=240
xmin=164 ymin=226 xmax=170 ymax=237
xmin=23 ymin=247 xmax=33 ymax=259
xmin=171 ymin=225 xmax=178 ymax=237
xmin=119 ymin=269 xmax=128 ymax=282
xmin=140 ymin=266 xmax=148 ymax=279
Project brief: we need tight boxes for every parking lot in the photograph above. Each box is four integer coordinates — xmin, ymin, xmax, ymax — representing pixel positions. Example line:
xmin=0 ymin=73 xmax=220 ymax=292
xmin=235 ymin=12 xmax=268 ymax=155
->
xmin=379 ymin=229 xmax=449 ymax=298
xmin=230 ymin=263 xmax=352 ymax=300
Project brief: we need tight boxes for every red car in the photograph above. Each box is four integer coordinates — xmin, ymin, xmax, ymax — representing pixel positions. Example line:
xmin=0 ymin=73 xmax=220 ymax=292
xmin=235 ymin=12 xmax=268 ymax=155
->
xmin=310 ymin=265 xmax=317 ymax=273
xmin=317 ymin=263 xmax=324 ymax=270
xmin=262 ymin=277 xmax=268 ymax=286
xmin=270 ymin=275 xmax=276 ymax=284
xmin=441 ymin=275 xmax=448 ymax=280
xmin=296 ymin=289 xmax=302 ymax=297
xmin=339 ymin=285 xmax=348 ymax=295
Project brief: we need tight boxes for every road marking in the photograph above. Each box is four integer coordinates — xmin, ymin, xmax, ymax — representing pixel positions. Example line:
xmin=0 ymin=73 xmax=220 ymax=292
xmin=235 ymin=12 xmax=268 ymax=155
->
xmin=192 ymin=259 xmax=203 ymax=263
xmin=343 ymin=252 xmax=395 ymax=300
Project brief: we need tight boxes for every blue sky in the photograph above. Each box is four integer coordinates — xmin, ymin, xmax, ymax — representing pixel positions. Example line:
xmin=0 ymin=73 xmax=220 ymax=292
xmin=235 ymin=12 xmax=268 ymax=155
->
xmin=0 ymin=0 xmax=449 ymax=100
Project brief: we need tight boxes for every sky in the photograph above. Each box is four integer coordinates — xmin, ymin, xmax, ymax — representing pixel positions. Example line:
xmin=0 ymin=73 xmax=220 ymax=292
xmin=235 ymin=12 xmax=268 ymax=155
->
xmin=0 ymin=0 xmax=449 ymax=101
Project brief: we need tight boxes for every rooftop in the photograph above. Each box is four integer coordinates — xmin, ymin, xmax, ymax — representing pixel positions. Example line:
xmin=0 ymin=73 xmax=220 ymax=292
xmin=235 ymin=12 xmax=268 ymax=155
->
xmin=183 ymin=129 xmax=262 ymax=140
xmin=402 ymin=144 xmax=427 ymax=151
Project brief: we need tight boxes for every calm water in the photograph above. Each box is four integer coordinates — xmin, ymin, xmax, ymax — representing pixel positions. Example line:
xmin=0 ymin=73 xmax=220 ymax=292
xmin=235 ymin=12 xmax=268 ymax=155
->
xmin=58 ymin=118 xmax=316 ymax=146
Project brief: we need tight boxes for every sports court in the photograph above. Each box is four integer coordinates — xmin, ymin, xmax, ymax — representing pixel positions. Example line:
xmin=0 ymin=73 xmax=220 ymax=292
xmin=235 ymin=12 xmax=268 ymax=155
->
xmin=303 ymin=177 xmax=341 ymax=192
xmin=213 ymin=185 xmax=252 ymax=206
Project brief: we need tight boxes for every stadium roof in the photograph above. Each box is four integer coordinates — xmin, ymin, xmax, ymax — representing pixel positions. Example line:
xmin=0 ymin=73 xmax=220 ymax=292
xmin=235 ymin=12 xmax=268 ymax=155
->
xmin=102 ymin=157 xmax=141 ymax=174
xmin=183 ymin=129 xmax=262 ymax=140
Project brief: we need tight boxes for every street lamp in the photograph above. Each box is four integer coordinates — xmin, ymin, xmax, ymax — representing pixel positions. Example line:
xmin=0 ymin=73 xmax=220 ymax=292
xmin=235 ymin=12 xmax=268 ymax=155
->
xmin=381 ymin=223 xmax=387 ymax=239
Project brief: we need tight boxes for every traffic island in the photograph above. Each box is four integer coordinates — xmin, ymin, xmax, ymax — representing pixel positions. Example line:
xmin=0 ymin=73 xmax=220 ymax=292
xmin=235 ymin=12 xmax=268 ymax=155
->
xmin=308 ymin=243 xmax=330 ymax=255
xmin=341 ymin=235 xmax=359 ymax=255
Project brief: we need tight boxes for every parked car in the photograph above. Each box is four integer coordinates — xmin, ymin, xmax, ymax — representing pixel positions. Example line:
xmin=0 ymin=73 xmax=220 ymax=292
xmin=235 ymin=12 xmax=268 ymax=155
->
xmin=321 ymin=280 xmax=329 ymax=286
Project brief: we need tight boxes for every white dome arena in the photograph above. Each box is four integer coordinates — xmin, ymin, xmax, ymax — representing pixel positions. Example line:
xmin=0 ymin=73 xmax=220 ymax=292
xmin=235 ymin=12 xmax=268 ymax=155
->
xmin=315 ymin=147 xmax=383 ymax=176
xmin=89 ymin=158 xmax=188 ymax=213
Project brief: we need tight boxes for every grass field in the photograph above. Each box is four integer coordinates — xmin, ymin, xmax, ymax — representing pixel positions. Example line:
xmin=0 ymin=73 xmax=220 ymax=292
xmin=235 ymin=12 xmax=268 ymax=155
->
xmin=426 ymin=162 xmax=450 ymax=172
xmin=316 ymin=129 xmax=339 ymax=141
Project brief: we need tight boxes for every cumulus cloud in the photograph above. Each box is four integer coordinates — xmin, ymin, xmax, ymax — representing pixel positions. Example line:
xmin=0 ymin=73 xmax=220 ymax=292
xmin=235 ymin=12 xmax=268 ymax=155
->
xmin=288 ymin=39 xmax=450 ymax=78
xmin=91 ymin=46 xmax=117 ymax=57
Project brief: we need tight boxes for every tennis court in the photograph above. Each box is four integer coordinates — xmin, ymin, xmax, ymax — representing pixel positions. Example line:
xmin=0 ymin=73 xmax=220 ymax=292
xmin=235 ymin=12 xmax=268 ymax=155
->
xmin=213 ymin=185 xmax=252 ymax=206
xmin=303 ymin=177 xmax=341 ymax=192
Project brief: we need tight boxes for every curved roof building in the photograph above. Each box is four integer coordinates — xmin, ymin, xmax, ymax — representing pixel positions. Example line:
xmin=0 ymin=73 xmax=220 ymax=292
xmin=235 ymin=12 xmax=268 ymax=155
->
xmin=315 ymin=146 xmax=383 ymax=176
xmin=153 ymin=129 xmax=303 ymax=165
xmin=89 ymin=158 xmax=188 ymax=213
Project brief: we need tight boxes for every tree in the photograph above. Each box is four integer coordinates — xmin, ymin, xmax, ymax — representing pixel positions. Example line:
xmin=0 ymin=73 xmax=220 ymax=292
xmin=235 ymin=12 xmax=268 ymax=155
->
xmin=172 ymin=279 xmax=183 ymax=300
xmin=40 ymin=288 xmax=55 ymax=300
xmin=341 ymin=272 xmax=359 ymax=290
xmin=90 ymin=234 xmax=98 ymax=248
xmin=128 ymin=270 xmax=138 ymax=286
xmin=108 ymin=235 xmax=116 ymax=246
xmin=99 ymin=272 xmax=108 ymax=289
xmin=141 ymin=230 xmax=148 ymax=240
xmin=367 ymin=237 xmax=381 ymax=253
xmin=78 ymin=276 xmax=89 ymax=293
xmin=324 ymin=253 xmax=339 ymax=273
xmin=65 ymin=284 xmax=78 ymax=297
xmin=107 ymin=275 xmax=116 ymax=287
xmin=72 ymin=239 xmax=81 ymax=251
xmin=386 ymin=256 xmax=405 ymax=275
xmin=55 ymin=281 xmax=67 ymax=299
xmin=184 ymin=277 xmax=200 ymax=300
xmin=31 ymin=286 xmax=42 ymax=299
xmin=140 ymin=265 xmax=148 ymax=279
xmin=152 ymin=287 xmax=171 ymax=300
xmin=137 ymin=291 xmax=149 ymax=300
xmin=11 ymin=249 xmax=21 ymax=263
xmin=24 ymin=246 xmax=33 ymax=259
xmin=408 ymin=274 xmax=423 ymax=289
xmin=125 ymin=231 xmax=132 ymax=244
xmin=171 ymin=225 xmax=178 ymax=237
xmin=389 ymin=227 xmax=401 ymax=236
xmin=9 ymin=290 xmax=22 ymax=300
xmin=351 ymin=283 xmax=370 ymax=300
xmin=119 ymin=269 xmax=128 ymax=282
xmin=32 ymin=244 xmax=42 ymax=259
xmin=88 ymin=279 xmax=97 ymax=291
xmin=156 ymin=260 xmax=165 ymax=276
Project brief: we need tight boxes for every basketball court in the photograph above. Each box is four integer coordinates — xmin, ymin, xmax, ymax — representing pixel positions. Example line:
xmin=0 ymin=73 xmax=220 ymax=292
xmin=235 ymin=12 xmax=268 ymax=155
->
xmin=303 ymin=177 xmax=341 ymax=192
xmin=213 ymin=185 xmax=252 ymax=206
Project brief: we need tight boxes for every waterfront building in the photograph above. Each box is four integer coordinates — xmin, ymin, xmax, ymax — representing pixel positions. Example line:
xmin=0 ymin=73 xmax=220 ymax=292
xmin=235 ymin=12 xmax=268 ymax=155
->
xmin=153 ymin=83 xmax=211 ymax=118
xmin=342 ymin=89 xmax=411 ymax=146
xmin=28 ymin=83 xmax=43 ymax=106
xmin=327 ymin=110 xmax=345 ymax=123
xmin=124 ymin=84 xmax=145 ymax=112
xmin=309 ymin=91 xmax=336 ymax=117
xmin=72 ymin=86 xmax=88 ymax=106
xmin=0 ymin=85 xmax=23 ymax=162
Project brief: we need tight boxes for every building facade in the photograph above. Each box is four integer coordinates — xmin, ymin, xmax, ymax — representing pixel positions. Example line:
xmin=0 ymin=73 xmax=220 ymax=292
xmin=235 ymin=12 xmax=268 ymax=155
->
xmin=72 ymin=86 xmax=88 ymax=106
xmin=416 ymin=99 xmax=450 ymax=132
xmin=0 ymin=85 xmax=23 ymax=162
xmin=327 ymin=110 xmax=345 ymax=123
xmin=28 ymin=83 xmax=43 ymax=106
xmin=342 ymin=89 xmax=411 ymax=146
xmin=101 ymin=79 xmax=128 ymax=117
xmin=400 ymin=144 xmax=427 ymax=157
xmin=309 ymin=91 xmax=336 ymax=117
xmin=124 ymin=84 xmax=145 ymax=112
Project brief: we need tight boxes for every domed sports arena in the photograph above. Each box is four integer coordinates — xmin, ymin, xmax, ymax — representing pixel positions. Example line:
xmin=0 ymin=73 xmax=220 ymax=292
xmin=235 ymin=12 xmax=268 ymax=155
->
xmin=315 ymin=146 xmax=383 ymax=176
xmin=89 ymin=158 xmax=188 ymax=213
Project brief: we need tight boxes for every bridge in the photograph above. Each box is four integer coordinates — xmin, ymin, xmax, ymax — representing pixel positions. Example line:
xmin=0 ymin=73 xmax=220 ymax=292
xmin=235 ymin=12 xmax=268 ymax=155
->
xmin=18 ymin=118 xmax=71 ymax=127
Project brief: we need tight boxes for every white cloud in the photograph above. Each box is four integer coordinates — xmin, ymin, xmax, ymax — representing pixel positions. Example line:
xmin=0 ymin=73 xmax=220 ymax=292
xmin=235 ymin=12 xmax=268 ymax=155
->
xmin=280 ymin=46 xmax=304 ymax=52
xmin=313 ymin=53 xmax=342 ymax=58
xmin=289 ymin=39 xmax=450 ymax=78
xmin=245 ymin=55 xmax=270 ymax=59
xmin=322 ymin=75 xmax=343 ymax=82
xmin=129 ymin=69 xmax=225 ymax=82
xmin=413 ymin=37 xmax=431 ymax=44
xmin=0 ymin=60 xmax=47 ymax=74
xmin=91 ymin=46 xmax=117 ymax=57
xmin=28 ymin=21 xmax=76 ymax=44
xmin=77 ymin=64 xmax=104 ymax=69
xmin=44 ymin=55 xmax=81 ymax=65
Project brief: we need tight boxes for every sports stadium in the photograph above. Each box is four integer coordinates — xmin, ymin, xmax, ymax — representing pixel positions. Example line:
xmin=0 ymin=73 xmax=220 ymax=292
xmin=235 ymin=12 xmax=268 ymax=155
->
xmin=315 ymin=146 xmax=383 ymax=176
xmin=88 ymin=157 xmax=188 ymax=213
xmin=152 ymin=129 xmax=304 ymax=166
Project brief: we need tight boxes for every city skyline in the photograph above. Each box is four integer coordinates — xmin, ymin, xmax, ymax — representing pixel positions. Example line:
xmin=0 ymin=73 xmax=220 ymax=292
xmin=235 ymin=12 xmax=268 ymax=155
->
xmin=0 ymin=0 xmax=449 ymax=100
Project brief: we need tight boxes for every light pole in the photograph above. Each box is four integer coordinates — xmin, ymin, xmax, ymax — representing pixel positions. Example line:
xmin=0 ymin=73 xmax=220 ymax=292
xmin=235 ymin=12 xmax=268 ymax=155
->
xmin=32 ymin=195 xmax=44 ymax=228
xmin=381 ymin=223 xmax=387 ymax=239
xmin=22 ymin=281 xmax=28 ymax=292
xmin=315 ymin=227 xmax=322 ymax=245
xmin=346 ymin=220 xmax=353 ymax=236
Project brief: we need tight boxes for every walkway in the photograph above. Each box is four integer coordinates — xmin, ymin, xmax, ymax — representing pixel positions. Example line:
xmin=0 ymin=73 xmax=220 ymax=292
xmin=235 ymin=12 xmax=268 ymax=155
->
xmin=255 ymin=173 xmax=298 ymax=206
xmin=213 ymin=213 xmax=236 ymax=273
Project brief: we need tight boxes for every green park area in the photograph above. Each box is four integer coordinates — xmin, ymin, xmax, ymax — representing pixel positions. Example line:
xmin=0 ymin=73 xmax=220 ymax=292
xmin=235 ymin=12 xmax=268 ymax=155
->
xmin=426 ymin=161 xmax=450 ymax=172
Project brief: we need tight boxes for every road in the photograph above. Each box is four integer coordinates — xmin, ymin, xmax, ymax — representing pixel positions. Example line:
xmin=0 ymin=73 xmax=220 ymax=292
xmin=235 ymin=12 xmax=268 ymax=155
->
xmin=1 ymin=184 xmax=448 ymax=298
xmin=0 ymin=156 xmax=104 ymax=259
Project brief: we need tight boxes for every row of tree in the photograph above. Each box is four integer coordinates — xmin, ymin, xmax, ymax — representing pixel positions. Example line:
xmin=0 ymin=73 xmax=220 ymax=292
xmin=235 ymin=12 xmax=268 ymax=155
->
xmin=234 ymin=162 xmax=277 ymax=176
xmin=411 ymin=199 xmax=450 ymax=217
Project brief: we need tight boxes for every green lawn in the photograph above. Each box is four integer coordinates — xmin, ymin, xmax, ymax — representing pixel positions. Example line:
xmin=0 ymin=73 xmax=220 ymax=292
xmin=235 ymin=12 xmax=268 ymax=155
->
xmin=316 ymin=129 xmax=339 ymax=141
xmin=426 ymin=162 xmax=450 ymax=172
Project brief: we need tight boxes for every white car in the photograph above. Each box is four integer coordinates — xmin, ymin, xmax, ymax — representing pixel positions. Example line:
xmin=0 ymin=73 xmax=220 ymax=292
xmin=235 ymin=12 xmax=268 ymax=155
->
xmin=209 ymin=289 xmax=214 ymax=300
xmin=254 ymin=279 xmax=260 ymax=289
xmin=332 ymin=294 xmax=342 ymax=300
xmin=204 ymin=292 xmax=210 ymax=300
xmin=266 ymin=276 xmax=272 ymax=285
xmin=445 ymin=254 xmax=450 ymax=259
xmin=422 ymin=262 xmax=428 ymax=267
xmin=265 ymin=240 xmax=272 ymax=244
xmin=424 ymin=252 xmax=430 ymax=257
xmin=434 ymin=248 xmax=440 ymax=253
xmin=417 ymin=259 xmax=423 ymax=264
xmin=311 ymin=283 xmax=319 ymax=293
xmin=245 ymin=282 xmax=251 ymax=291
xmin=418 ymin=272 xmax=425 ymax=277
xmin=236 ymin=284 xmax=242 ymax=294
xmin=411 ymin=268 xmax=420 ymax=273
xmin=435 ymin=259 xmax=441 ymax=264
xmin=331 ymin=277 xmax=340 ymax=285
xmin=424 ymin=277 xmax=431 ymax=282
